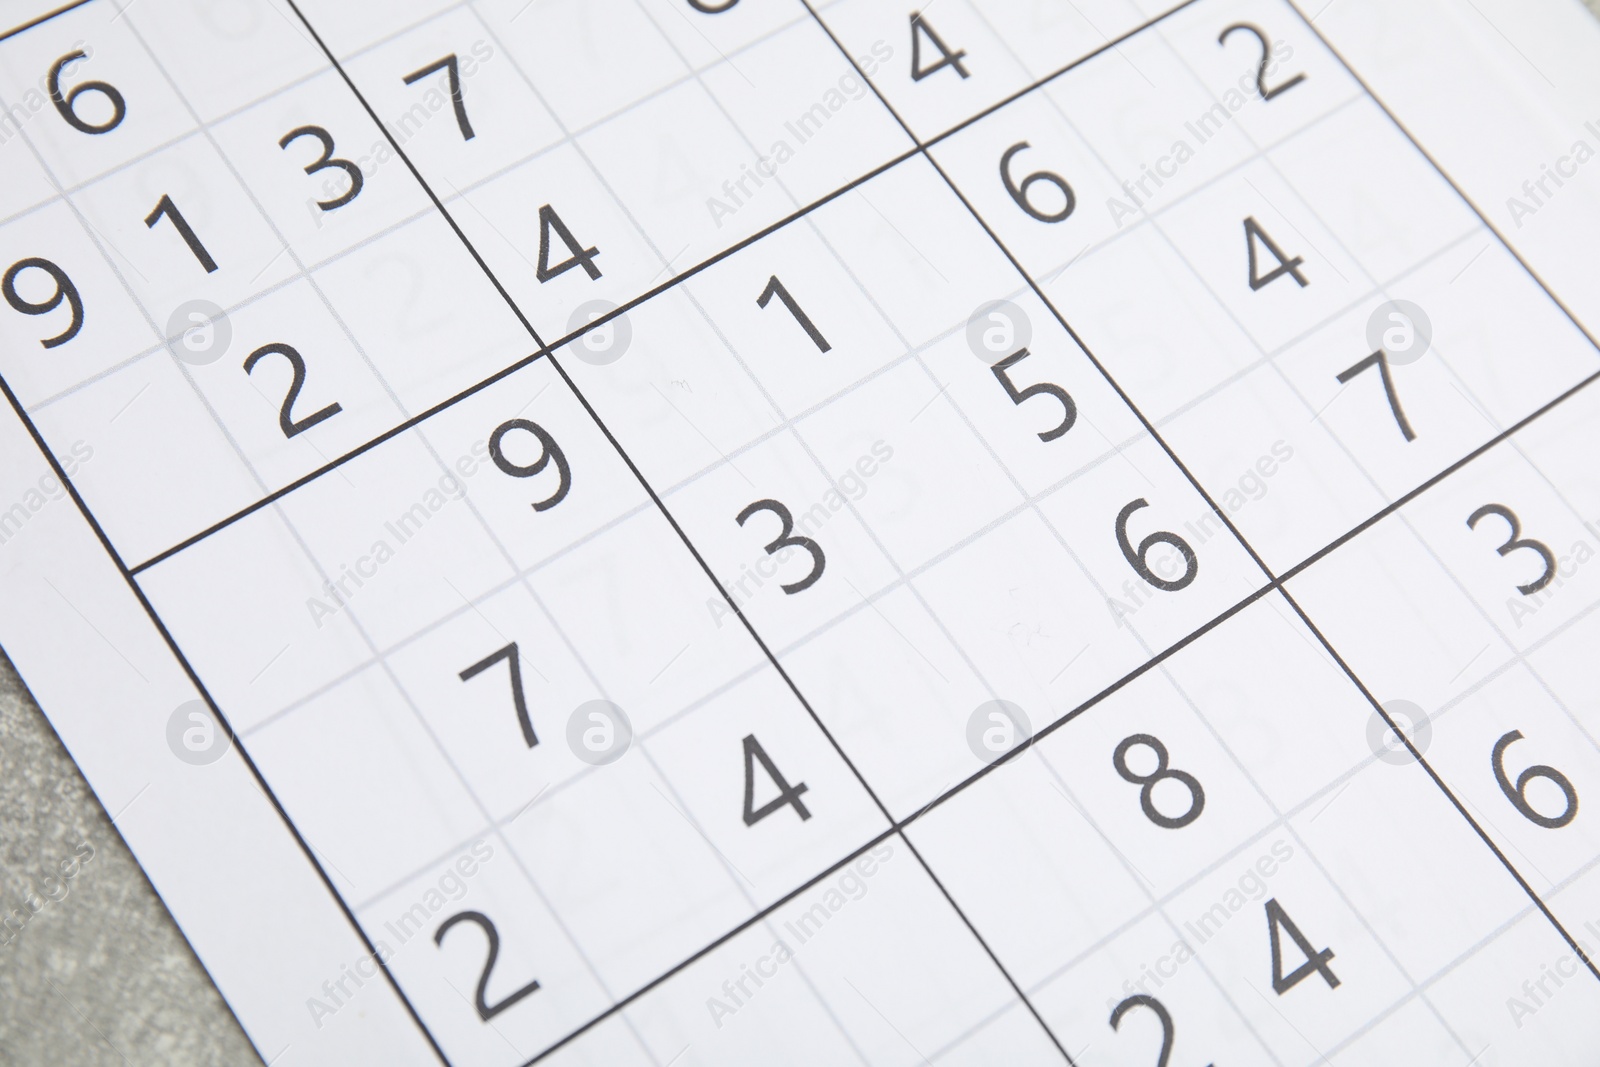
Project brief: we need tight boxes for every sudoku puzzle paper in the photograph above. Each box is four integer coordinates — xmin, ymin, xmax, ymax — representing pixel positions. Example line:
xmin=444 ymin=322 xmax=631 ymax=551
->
xmin=4 ymin=0 xmax=1600 ymax=1063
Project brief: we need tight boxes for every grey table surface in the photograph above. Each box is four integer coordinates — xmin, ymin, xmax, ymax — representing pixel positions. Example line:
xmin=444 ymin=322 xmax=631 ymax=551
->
xmin=3 ymin=2 xmax=1599 ymax=1065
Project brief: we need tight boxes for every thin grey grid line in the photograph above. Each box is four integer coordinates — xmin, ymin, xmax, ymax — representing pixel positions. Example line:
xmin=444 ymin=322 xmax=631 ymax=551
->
xmin=910 ymin=5 xmax=1468 ymax=1055
xmin=16 ymin=0 xmax=1225 ymax=581
xmin=1144 ymin=226 xmax=1482 ymax=437
xmin=9 ymin=0 xmax=1600 ymax=1055
xmin=1102 ymin=0 xmax=1600 ymax=1030
xmin=106 ymin=8 xmax=682 ymax=1059
xmin=8 ymin=1 xmax=834 ymax=427
xmin=152 ymin=201 xmax=1481 ymax=760
xmin=806 ymin=0 xmax=1600 ymax=1049
xmin=1135 ymin=13 xmax=1600 ymax=906
xmin=547 ymin=10 xmax=1082 ymax=1052
xmin=0 ymin=0 xmax=816 ymax=234
xmin=265 ymin=3 xmax=1083 ymax=1061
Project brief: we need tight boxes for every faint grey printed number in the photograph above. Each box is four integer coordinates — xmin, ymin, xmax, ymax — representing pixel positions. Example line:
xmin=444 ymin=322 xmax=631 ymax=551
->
xmin=1001 ymin=142 xmax=1074 ymax=223
xmin=1493 ymin=730 xmax=1577 ymax=829
xmin=459 ymin=642 xmax=537 ymax=748
xmin=1244 ymin=216 xmax=1306 ymax=291
xmin=1467 ymin=504 xmax=1555 ymax=596
xmin=403 ymin=54 xmax=475 ymax=140
xmin=1218 ymin=23 xmax=1305 ymax=101
xmin=1110 ymin=995 xmax=1212 ymax=1067
xmin=1267 ymin=898 xmax=1339 ymax=994
xmin=280 ymin=126 xmax=363 ymax=211
xmin=992 ymin=348 xmax=1075 ymax=441
xmin=758 ymin=275 xmax=830 ymax=352
xmin=1116 ymin=499 xmax=1197 ymax=592
xmin=1113 ymin=734 xmax=1204 ymax=829
xmin=736 ymin=499 xmax=825 ymax=594
xmin=1335 ymin=349 xmax=1415 ymax=442
xmin=489 ymin=417 xmax=572 ymax=511
xmin=910 ymin=12 xmax=969 ymax=81
xmin=743 ymin=734 xmax=811 ymax=826
xmin=49 ymin=50 xmax=125 ymax=134
xmin=244 ymin=343 xmax=342 ymax=438
xmin=433 ymin=912 xmax=540 ymax=1021
xmin=3 ymin=257 xmax=83 ymax=348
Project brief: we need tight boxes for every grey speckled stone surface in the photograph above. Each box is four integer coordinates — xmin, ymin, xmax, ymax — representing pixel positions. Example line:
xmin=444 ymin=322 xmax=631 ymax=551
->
xmin=0 ymin=651 xmax=258 ymax=1066
xmin=2 ymin=4 xmax=1599 ymax=1066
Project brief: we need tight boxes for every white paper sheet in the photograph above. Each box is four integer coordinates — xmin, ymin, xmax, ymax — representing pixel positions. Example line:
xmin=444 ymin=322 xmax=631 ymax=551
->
xmin=4 ymin=0 xmax=1600 ymax=1063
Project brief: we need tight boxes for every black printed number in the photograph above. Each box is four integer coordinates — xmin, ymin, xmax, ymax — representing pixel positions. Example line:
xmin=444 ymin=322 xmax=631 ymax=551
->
xmin=1218 ymin=23 xmax=1306 ymax=101
xmin=146 ymin=195 xmax=218 ymax=273
xmin=1116 ymin=499 xmax=1198 ymax=592
xmin=1110 ymin=995 xmax=1212 ymax=1067
xmin=1335 ymin=349 xmax=1415 ymax=442
xmin=3 ymin=257 xmax=84 ymax=348
xmin=48 ymin=51 xmax=125 ymax=134
xmin=1493 ymin=729 xmax=1578 ymax=829
xmin=991 ymin=348 xmax=1075 ymax=441
xmin=459 ymin=642 xmax=537 ymax=748
xmin=536 ymin=204 xmax=602 ymax=282
xmin=742 ymin=734 xmax=811 ymax=826
xmin=404 ymin=54 xmax=475 ymax=140
xmin=1468 ymin=504 xmax=1556 ymax=596
xmin=243 ymin=343 xmax=343 ymax=438
xmin=434 ymin=911 xmax=541 ymax=1021
xmin=1266 ymin=898 xmax=1339 ymax=994
xmin=736 ymin=498 xmax=825 ymax=594
xmin=757 ymin=275 xmax=830 ymax=352
xmin=910 ymin=12 xmax=969 ymax=81
xmin=488 ymin=417 xmax=572 ymax=511
xmin=1244 ymin=216 xmax=1306 ymax=290
xmin=1113 ymin=734 xmax=1205 ymax=829
xmin=1001 ymin=142 xmax=1075 ymax=223
xmin=279 ymin=126 xmax=364 ymax=211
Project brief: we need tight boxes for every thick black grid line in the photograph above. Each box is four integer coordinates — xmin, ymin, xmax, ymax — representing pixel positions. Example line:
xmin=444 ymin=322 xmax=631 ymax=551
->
xmin=6 ymin=0 xmax=1600 ymax=1062
xmin=0 ymin=376 xmax=453 ymax=1066
xmin=267 ymin=1 xmax=1081 ymax=1063
xmin=0 ymin=0 xmax=91 ymax=42
xmin=120 ymin=0 xmax=1208 ymax=575
xmin=802 ymin=0 xmax=1600 ymax=1002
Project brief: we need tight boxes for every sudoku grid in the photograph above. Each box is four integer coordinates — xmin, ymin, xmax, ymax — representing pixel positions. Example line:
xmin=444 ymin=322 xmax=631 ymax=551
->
xmin=5 ymin=0 xmax=1600 ymax=1063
